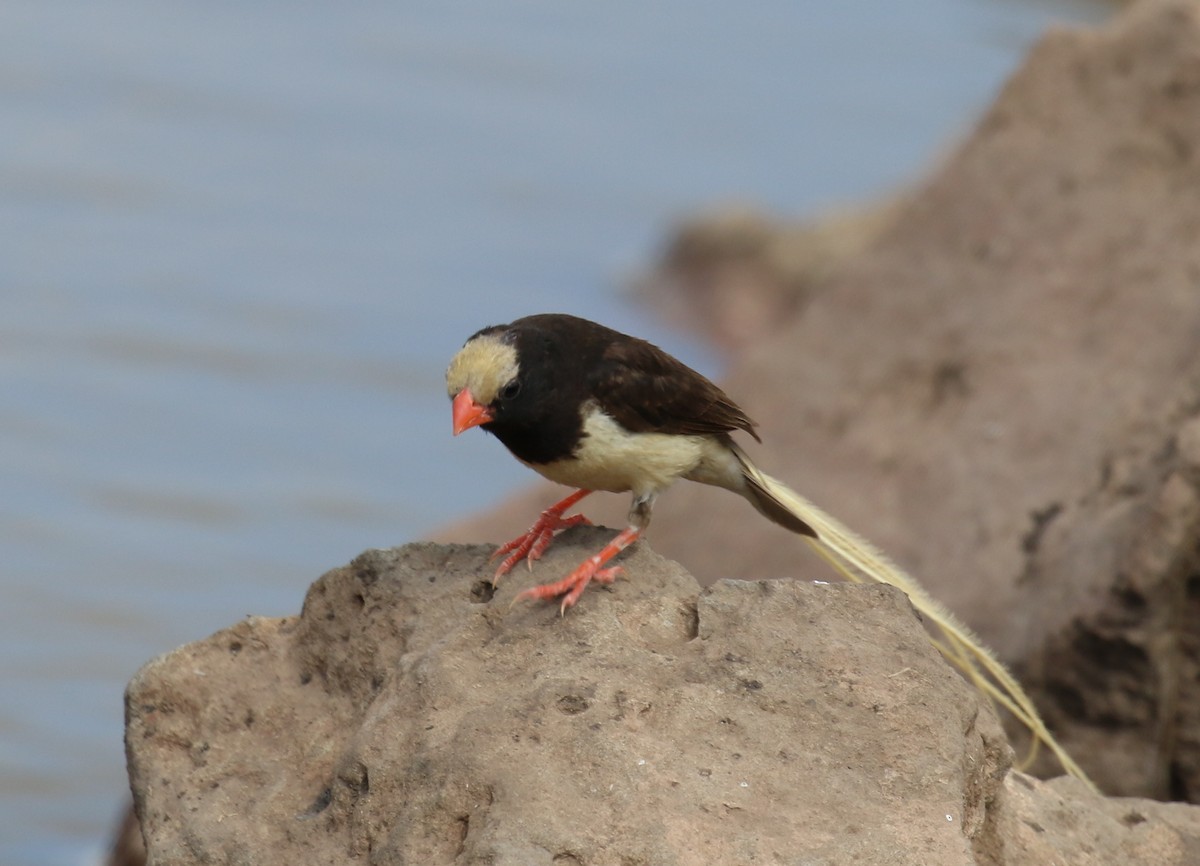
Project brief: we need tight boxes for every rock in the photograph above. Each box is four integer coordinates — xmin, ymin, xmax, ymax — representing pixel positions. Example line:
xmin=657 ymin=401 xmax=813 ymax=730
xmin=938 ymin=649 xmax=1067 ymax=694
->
xmin=125 ymin=535 xmax=1200 ymax=864
xmin=980 ymin=772 xmax=1200 ymax=866
xmin=441 ymin=0 xmax=1200 ymax=801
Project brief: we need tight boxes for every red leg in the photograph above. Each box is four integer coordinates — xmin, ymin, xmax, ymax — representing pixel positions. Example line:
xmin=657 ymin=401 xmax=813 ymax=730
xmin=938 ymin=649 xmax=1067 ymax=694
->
xmin=515 ymin=525 xmax=642 ymax=614
xmin=491 ymin=489 xmax=593 ymax=582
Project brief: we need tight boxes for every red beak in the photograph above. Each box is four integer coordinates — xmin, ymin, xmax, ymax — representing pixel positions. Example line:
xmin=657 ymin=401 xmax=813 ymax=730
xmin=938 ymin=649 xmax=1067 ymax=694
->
xmin=452 ymin=388 xmax=494 ymax=436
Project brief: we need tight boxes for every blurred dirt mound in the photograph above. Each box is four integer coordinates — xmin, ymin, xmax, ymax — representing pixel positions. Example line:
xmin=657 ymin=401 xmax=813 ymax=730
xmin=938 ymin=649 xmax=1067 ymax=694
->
xmin=442 ymin=0 xmax=1200 ymax=801
xmin=634 ymin=200 xmax=901 ymax=352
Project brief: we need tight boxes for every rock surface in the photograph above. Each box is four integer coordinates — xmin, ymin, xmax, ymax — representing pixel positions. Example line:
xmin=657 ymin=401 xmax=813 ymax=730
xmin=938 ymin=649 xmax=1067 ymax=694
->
xmin=441 ymin=0 xmax=1200 ymax=801
xmin=126 ymin=534 xmax=1200 ymax=865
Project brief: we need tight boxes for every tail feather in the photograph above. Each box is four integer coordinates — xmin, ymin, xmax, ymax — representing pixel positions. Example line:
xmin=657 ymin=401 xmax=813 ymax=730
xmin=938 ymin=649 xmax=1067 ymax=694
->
xmin=741 ymin=464 xmax=818 ymax=538
xmin=729 ymin=443 xmax=1095 ymax=792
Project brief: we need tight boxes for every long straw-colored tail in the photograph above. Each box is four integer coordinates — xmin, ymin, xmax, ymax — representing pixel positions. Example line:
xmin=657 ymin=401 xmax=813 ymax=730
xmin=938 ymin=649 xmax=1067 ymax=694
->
xmin=731 ymin=443 xmax=1095 ymax=792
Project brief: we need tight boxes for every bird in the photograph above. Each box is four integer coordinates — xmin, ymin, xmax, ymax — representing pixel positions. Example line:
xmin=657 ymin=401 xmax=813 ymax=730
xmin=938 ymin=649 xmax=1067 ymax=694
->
xmin=445 ymin=311 xmax=1094 ymax=790
xmin=446 ymin=312 xmax=816 ymax=611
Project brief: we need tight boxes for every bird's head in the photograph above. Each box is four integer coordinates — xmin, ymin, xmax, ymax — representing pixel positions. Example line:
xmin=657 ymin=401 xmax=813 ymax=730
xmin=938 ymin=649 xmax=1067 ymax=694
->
xmin=445 ymin=326 xmax=523 ymax=435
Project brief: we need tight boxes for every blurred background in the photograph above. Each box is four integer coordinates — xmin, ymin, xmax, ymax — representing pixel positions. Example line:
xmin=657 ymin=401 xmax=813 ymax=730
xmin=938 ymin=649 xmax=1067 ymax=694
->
xmin=1 ymin=1 xmax=1110 ymax=863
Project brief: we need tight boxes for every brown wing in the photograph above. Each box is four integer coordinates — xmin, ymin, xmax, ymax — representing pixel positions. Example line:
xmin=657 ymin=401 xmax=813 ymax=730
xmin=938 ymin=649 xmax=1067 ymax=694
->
xmin=590 ymin=337 xmax=761 ymax=442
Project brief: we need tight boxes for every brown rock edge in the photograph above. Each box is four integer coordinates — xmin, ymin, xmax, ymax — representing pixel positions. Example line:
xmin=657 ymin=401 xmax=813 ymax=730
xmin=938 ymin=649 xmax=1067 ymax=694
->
xmin=441 ymin=0 xmax=1200 ymax=801
xmin=125 ymin=533 xmax=1200 ymax=865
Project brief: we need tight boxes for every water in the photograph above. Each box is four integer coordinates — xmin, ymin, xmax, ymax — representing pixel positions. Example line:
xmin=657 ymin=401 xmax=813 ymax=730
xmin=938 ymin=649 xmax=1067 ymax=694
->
xmin=0 ymin=1 xmax=1107 ymax=862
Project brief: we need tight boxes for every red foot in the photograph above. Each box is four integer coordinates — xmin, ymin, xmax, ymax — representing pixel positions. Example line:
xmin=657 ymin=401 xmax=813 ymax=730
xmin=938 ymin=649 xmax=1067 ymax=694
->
xmin=515 ymin=561 xmax=625 ymax=615
xmin=513 ymin=525 xmax=642 ymax=614
xmin=491 ymin=490 xmax=593 ymax=582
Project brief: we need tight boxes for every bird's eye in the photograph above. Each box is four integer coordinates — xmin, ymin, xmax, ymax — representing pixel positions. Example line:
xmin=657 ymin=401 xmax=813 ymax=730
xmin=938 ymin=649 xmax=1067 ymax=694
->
xmin=500 ymin=379 xmax=521 ymax=401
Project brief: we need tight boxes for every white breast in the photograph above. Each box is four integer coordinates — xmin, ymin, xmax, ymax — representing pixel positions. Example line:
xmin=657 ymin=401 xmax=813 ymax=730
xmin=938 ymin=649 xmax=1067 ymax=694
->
xmin=524 ymin=409 xmax=699 ymax=496
xmin=525 ymin=408 xmax=746 ymax=499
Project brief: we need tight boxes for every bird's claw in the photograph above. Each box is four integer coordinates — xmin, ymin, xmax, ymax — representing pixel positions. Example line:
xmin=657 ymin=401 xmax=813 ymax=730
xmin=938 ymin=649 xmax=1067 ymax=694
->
xmin=491 ymin=510 xmax=592 ymax=582
xmin=513 ymin=561 xmax=624 ymax=614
